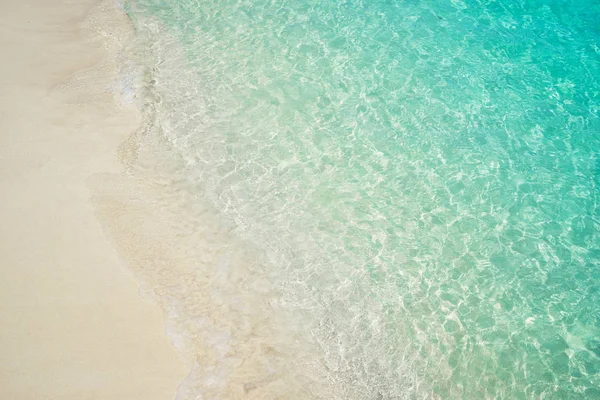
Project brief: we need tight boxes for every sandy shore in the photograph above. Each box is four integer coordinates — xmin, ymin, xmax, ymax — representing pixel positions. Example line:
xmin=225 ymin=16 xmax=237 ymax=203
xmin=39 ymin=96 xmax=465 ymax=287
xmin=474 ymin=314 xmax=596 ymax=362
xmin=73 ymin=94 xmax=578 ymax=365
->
xmin=0 ymin=0 xmax=187 ymax=399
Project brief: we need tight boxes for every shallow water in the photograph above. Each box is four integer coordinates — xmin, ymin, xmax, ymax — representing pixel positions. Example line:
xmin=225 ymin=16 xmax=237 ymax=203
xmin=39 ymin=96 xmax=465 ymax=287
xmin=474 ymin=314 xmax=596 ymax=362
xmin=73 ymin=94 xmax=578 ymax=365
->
xmin=122 ymin=0 xmax=600 ymax=398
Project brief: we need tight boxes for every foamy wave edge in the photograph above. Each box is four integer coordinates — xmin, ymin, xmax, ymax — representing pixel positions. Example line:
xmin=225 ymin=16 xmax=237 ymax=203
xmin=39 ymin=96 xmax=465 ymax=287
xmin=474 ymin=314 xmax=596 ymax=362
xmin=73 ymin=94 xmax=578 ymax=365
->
xmin=85 ymin=2 xmax=439 ymax=399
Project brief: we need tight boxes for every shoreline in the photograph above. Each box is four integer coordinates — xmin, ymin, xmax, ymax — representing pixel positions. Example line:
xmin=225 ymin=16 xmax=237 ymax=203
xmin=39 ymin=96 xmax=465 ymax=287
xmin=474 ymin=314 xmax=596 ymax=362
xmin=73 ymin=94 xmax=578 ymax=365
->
xmin=0 ymin=1 xmax=187 ymax=398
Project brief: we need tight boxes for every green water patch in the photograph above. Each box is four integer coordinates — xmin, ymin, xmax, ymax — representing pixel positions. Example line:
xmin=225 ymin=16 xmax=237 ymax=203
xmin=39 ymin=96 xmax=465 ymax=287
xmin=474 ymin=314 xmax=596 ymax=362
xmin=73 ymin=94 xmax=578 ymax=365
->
xmin=126 ymin=0 xmax=600 ymax=397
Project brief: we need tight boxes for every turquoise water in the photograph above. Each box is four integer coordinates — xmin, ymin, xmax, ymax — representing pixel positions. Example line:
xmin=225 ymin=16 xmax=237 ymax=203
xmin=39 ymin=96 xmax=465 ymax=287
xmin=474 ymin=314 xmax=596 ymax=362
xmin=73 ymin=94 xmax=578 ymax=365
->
xmin=125 ymin=0 xmax=600 ymax=398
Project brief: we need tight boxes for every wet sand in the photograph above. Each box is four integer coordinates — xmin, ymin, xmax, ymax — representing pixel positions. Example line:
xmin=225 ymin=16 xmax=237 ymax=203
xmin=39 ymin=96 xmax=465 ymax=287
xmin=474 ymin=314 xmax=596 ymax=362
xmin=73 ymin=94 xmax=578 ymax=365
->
xmin=0 ymin=0 xmax=187 ymax=398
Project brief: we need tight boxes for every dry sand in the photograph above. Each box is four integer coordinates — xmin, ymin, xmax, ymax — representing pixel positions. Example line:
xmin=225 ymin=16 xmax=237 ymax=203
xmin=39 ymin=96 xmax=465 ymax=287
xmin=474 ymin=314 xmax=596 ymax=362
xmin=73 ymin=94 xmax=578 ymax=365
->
xmin=0 ymin=0 xmax=187 ymax=398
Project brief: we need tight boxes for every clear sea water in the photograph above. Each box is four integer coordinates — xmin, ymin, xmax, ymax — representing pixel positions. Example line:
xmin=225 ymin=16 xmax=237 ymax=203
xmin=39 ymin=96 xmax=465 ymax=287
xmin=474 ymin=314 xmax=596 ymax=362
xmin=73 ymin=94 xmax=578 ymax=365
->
xmin=122 ymin=0 xmax=600 ymax=398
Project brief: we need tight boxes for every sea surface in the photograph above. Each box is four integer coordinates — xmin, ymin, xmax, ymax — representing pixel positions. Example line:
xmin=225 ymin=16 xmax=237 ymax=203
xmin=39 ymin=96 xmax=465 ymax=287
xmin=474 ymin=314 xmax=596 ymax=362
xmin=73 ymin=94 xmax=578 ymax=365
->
xmin=121 ymin=0 xmax=600 ymax=398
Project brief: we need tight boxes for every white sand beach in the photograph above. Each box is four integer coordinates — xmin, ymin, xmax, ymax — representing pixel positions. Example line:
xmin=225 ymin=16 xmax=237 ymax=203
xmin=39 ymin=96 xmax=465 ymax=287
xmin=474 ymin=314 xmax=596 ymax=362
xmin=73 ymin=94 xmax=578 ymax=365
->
xmin=0 ymin=0 xmax=187 ymax=398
